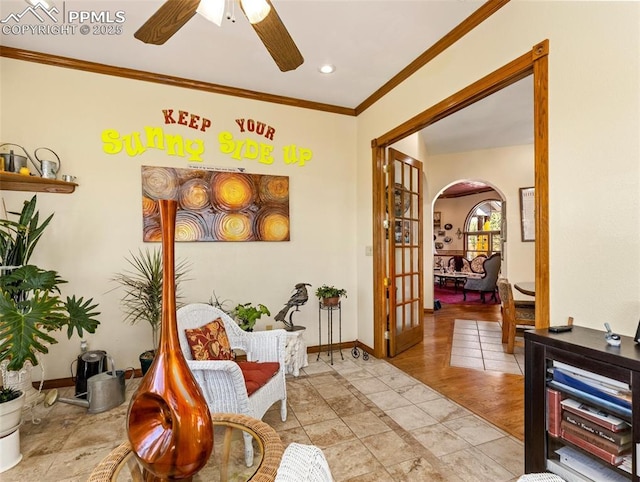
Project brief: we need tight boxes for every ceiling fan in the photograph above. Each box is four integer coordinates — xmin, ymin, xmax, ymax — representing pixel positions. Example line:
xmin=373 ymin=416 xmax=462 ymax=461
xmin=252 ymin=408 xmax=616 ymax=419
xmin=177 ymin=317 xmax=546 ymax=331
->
xmin=134 ymin=0 xmax=304 ymax=72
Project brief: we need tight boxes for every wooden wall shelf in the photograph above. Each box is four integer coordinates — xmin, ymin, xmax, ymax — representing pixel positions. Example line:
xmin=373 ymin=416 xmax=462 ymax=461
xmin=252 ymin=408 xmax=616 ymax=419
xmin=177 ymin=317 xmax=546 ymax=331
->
xmin=0 ymin=172 xmax=76 ymax=193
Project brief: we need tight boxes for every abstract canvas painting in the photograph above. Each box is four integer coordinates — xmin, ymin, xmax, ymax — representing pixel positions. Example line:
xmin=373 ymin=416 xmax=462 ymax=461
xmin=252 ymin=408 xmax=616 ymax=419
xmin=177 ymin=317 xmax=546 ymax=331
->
xmin=141 ymin=166 xmax=290 ymax=242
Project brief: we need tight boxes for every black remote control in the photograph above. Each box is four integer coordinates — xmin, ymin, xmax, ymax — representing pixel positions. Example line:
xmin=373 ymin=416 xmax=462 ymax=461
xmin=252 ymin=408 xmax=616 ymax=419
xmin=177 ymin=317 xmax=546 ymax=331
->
xmin=549 ymin=325 xmax=573 ymax=333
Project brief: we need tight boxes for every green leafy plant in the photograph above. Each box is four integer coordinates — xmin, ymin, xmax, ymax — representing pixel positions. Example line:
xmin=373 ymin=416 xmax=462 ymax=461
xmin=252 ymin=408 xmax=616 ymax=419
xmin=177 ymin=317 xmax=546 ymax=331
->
xmin=111 ymin=248 xmax=190 ymax=351
xmin=0 ymin=387 xmax=22 ymax=404
xmin=232 ymin=302 xmax=270 ymax=331
xmin=0 ymin=197 xmax=100 ymax=372
xmin=0 ymin=195 xmax=53 ymax=268
xmin=315 ymin=285 xmax=347 ymax=300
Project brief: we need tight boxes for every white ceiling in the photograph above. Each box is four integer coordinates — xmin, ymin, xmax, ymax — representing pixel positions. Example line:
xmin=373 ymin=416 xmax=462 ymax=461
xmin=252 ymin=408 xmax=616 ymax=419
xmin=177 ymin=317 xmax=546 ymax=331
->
xmin=0 ymin=0 xmax=533 ymax=153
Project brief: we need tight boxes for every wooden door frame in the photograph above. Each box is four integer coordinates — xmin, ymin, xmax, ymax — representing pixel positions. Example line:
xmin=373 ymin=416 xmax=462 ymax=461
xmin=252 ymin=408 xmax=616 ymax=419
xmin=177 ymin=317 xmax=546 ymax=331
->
xmin=371 ymin=40 xmax=550 ymax=359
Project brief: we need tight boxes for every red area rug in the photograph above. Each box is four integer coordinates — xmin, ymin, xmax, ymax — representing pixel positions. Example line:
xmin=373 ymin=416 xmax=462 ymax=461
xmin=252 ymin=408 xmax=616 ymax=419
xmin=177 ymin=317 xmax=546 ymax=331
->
xmin=434 ymin=284 xmax=500 ymax=305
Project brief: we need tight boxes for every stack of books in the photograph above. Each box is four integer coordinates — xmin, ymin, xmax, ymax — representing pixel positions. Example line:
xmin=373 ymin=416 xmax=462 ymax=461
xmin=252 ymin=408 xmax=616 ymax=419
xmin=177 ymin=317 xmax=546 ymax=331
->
xmin=546 ymin=362 xmax=632 ymax=473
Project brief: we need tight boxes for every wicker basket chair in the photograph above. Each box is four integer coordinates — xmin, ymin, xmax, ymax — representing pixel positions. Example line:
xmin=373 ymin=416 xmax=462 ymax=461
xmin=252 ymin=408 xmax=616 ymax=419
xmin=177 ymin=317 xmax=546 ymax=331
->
xmin=177 ymin=303 xmax=288 ymax=467
xmin=275 ymin=443 xmax=333 ymax=482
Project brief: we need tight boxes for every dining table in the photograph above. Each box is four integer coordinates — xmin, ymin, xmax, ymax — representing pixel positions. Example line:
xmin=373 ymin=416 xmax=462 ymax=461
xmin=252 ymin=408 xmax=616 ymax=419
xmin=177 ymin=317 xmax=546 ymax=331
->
xmin=514 ymin=281 xmax=535 ymax=297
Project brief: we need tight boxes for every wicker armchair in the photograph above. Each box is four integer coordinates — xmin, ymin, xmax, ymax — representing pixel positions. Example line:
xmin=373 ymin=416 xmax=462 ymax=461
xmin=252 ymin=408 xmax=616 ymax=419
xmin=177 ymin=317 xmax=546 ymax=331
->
xmin=275 ymin=443 xmax=333 ymax=482
xmin=177 ymin=303 xmax=288 ymax=466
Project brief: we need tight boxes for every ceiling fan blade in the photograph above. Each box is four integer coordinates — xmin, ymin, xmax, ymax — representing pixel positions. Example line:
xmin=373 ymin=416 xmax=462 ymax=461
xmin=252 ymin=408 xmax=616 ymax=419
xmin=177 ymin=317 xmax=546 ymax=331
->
xmin=135 ymin=0 xmax=200 ymax=45
xmin=240 ymin=0 xmax=304 ymax=72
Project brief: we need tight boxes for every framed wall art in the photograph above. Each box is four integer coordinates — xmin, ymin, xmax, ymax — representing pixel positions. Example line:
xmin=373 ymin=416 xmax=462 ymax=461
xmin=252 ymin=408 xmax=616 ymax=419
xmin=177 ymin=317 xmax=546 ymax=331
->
xmin=519 ymin=187 xmax=535 ymax=242
xmin=141 ymin=166 xmax=290 ymax=242
xmin=433 ymin=211 xmax=441 ymax=228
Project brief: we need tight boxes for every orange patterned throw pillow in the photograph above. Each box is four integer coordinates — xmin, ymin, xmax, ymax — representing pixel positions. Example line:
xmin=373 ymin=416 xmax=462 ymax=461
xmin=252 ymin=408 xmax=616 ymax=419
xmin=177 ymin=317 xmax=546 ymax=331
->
xmin=185 ymin=318 xmax=233 ymax=361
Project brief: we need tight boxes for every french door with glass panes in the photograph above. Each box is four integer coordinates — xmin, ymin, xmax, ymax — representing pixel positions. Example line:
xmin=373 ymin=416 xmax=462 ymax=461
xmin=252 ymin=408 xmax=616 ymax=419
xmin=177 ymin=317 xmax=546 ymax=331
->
xmin=386 ymin=148 xmax=423 ymax=357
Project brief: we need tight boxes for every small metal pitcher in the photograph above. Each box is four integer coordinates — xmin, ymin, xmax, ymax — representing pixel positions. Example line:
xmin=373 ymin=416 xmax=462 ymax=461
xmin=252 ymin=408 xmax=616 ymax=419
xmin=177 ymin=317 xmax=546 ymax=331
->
xmin=34 ymin=147 xmax=61 ymax=179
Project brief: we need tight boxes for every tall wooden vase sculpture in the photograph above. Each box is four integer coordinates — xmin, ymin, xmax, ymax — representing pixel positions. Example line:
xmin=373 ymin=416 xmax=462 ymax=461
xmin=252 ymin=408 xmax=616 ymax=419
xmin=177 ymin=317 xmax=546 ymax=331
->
xmin=127 ymin=199 xmax=213 ymax=481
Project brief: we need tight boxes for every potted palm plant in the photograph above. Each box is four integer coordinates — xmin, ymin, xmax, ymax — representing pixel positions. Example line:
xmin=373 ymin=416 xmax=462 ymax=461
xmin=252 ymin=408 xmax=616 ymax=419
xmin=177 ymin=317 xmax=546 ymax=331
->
xmin=0 ymin=196 xmax=101 ymax=405
xmin=111 ymin=248 xmax=190 ymax=374
xmin=315 ymin=285 xmax=347 ymax=307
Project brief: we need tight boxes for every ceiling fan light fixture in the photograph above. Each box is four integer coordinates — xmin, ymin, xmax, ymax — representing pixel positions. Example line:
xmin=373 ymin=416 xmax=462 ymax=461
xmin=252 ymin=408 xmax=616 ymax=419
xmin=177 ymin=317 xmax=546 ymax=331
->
xmin=240 ymin=0 xmax=271 ymax=24
xmin=319 ymin=64 xmax=336 ymax=74
xmin=197 ymin=0 xmax=225 ymax=26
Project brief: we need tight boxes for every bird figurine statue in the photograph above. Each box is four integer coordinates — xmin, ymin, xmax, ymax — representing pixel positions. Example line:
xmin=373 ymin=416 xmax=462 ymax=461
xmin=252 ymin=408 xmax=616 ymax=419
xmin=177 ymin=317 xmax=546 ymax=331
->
xmin=274 ymin=283 xmax=311 ymax=331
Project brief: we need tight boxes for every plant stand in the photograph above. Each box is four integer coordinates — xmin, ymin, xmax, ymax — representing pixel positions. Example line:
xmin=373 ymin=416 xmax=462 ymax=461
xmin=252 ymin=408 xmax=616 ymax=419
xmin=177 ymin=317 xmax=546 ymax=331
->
xmin=317 ymin=301 xmax=343 ymax=365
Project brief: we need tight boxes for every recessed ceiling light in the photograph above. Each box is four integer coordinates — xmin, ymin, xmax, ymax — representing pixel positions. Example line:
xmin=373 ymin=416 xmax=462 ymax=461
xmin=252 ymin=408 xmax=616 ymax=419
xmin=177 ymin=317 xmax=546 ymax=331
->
xmin=319 ymin=64 xmax=336 ymax=74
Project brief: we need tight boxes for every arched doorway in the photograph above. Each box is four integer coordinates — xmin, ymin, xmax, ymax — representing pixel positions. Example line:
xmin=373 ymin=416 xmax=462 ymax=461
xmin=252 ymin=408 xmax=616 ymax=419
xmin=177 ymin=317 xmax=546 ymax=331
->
xmin=432 ymin=182 xmax=508 ymax=306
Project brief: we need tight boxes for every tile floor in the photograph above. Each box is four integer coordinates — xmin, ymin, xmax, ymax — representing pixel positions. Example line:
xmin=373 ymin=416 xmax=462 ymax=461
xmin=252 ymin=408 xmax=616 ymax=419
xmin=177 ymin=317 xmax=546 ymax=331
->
xmin=3 ymin=351 xmax=526 ymax=481
xmin=449 ymin=319 xmax=525 ymax=375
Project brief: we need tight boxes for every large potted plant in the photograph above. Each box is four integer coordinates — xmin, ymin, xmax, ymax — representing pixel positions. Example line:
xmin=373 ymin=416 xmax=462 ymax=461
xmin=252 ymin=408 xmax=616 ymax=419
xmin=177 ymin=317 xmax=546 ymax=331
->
xmin=0 ymin=196 xmax=100 ymax=405
xmin=315 ymin=285 xmax=347 ymax=307
xmin=111 ymin=248 xmax=190 ymax=374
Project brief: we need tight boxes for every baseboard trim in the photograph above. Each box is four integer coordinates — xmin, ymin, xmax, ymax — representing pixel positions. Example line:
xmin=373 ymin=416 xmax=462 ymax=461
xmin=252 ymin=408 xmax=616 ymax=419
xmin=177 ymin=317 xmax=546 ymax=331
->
xmin=34 ymin=339 xmax=378 ymax=388
xmin=36 ymin=369 xmax=144 ymax=390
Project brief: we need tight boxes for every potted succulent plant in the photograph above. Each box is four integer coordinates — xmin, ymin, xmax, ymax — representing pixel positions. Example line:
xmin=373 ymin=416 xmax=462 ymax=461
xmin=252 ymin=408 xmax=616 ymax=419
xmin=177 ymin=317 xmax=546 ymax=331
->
xmin=232 ymin=302 xmax=270 ymax=332
xmin=111 ymin=248 xmax=190 ymax=374
xmin=0 ymin=387 xmax=24 ymax=437
xmin=315 ymin=285 xmax=347 ymax=307
xmin=0 ymin=196 xmax=100 ymax=404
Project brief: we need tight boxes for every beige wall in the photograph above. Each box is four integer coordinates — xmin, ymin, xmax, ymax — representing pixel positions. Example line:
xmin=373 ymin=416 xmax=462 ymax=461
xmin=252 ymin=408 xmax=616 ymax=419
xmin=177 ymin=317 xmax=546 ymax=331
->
xmin=356 ymin=1 xmax=640 ymax=347
xmin=0 ymin=58 xmax=357 ymax=379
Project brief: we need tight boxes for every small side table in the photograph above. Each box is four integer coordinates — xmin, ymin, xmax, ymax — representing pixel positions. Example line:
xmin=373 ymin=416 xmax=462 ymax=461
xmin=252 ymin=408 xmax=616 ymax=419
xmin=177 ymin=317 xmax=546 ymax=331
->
xmin=318 ymin=302 xmax=343 ymax=365
xmin=283 ymin=329 xmax=308 ymax=377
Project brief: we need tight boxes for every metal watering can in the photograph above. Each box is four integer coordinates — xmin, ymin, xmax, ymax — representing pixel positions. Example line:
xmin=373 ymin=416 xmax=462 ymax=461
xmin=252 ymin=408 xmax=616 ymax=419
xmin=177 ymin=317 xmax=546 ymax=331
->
xmin=45 ymin=357 xmax=135 ymax=414
xmin=0 ymin=143 xmax=62 ymax=179
xmin=0 ymin=143 xmax=39 ymax=174
xmin=34 ymin=147 xmax=61 ymax=179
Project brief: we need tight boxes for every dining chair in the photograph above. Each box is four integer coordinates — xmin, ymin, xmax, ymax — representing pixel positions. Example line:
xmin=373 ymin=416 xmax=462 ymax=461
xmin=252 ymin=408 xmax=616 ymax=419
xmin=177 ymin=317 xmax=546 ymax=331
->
xmin=496 ymin=278 xmax=536 ymax=353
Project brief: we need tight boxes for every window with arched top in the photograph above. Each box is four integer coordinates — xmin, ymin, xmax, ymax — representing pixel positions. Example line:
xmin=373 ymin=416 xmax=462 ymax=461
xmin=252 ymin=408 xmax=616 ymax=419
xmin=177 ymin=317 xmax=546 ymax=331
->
xmin=464 ymin=199 xmax=502 ymax=259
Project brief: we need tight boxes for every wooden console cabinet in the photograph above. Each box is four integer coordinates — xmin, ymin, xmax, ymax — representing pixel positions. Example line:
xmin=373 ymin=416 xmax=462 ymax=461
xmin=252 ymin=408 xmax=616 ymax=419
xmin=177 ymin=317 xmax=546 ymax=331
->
xmin=525 ymin=326 xmax=640 ymax=481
